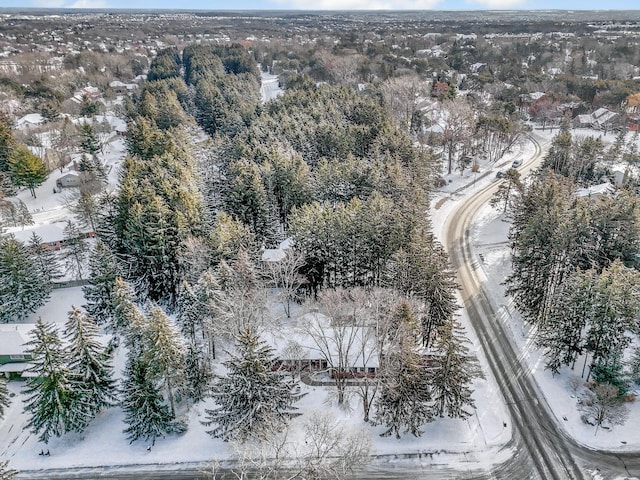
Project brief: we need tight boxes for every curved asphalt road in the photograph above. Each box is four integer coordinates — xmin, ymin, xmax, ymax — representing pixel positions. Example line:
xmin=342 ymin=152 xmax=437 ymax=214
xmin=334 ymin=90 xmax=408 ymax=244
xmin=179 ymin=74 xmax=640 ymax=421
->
xmin=17 ymin=134 xmax=640 ymax=479
xmin=445 ymin=133 xmax=640 ymax=480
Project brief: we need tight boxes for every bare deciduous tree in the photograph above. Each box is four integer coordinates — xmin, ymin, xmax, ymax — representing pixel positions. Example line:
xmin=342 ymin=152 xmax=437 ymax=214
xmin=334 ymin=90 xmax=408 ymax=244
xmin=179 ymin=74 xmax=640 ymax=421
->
xmin=303 ymin=288 xmax=372 ymax=405
xmin=296 ymin=410 xmax=372 ymax=480
xmin=578 ymin=383 xmax=628 ymax=435
xmin=264 ymin=248 xmax=305 ymax=318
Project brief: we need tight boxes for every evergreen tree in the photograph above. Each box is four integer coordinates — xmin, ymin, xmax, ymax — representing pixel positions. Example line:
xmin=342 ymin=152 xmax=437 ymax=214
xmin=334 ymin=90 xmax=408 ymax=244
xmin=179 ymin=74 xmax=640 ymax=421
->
xmin=28 ymin=232 xmax=62 ymax=283
xmin=0 ymin=112 xmax=15 ymax=174
xmin=194 ymin=270 xmax=223 ymax=360
xmin=203 ymin=327 xmax=301 ymax=442
xmin=0 ymin=378 xmax=9 ymax=418
xmin=64 ymin=306 xmax=118 ymax=427
xmin=121 ymin=356 xmax=177 ymax=445
xmin=386 ymin=230 xmax=458 ymax=347
xmin=78 ymin=123 xmax=101 ymax=156
xmin=541 ymin=123 xmax=572 ymax=175
xmin=111 ymin=277 xmax=146 ymax=340
xmin=585 ymin=261 xmax=640 ymax=382
xmin=261 ymin=149 xmax=312 ymax=227
xmin=22 ymin=320 xmax=77 ymax=443
xmin=375 ymin=301 xmax=432 ymax=438
xmin=72 ymin=191 xmax=101 ymax=231
xmin=209 ymin=212 xmax=256 ymax=266
xmin=82 ymin=241 xmax=121 ymax=326
xmin=505 ymin=172 xmax=580 ymax=326
xmin=0 ymin=460 xmax=17 ymax=480
xmin=183 ymin=343 xmax=211 ymax=403
xmin=536 ymin=270 xmax=592 ymax=374
xmin=430 ymin=318 xmax=477 ymax=419
xmin=0 ymin=236 xmax=50 ymax=323
xmin=8 ymin=145 xmax=46 ymax=198
xmin=143 ymin=306 xmax=185 ymax=416
xmin=15 ymin=200 xmax=33 ymax=228
xmin=61 ymin=220 xmax=89 ymax=280
xmin=225 ymin=159 xmax=274 ymax=244
xmin=176 ymin=280 xmax=212 ymax=401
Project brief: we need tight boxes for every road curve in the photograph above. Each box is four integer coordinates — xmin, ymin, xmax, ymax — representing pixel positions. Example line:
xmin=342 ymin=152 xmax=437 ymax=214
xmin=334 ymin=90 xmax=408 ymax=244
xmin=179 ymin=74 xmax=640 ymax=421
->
xmin=445 ymin=134 xmax=640 ymax=479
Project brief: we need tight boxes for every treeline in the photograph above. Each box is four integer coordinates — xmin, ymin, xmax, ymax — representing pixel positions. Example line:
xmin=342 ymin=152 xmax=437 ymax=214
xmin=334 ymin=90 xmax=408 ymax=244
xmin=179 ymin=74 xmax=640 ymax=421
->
xmin=506 ymin=127 xmax=640 ymax=397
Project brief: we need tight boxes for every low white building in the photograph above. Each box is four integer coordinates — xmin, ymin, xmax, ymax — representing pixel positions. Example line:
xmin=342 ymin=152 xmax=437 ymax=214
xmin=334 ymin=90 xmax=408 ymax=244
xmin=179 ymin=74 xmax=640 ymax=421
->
xmin=0 ymin=324 xmax=35 ymax=378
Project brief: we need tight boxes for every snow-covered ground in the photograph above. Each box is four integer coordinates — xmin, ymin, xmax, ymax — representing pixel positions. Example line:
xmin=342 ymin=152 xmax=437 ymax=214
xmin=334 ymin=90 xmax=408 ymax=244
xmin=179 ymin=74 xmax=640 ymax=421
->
xmin=260 ymin=71 xmax=283 ymax=103
xmin=1 ymin=284 xmax=510 ymax=475
xmin=5 ymin=120 xmax=637 ymax=475
xmin=472 ymin=204 xmax=640 ymax=451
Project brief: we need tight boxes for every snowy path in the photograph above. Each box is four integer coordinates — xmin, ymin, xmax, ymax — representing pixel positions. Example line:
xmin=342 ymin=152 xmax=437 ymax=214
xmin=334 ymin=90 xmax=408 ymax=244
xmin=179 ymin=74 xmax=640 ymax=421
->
xmin=260 ymin=71 xmax=283 ymax=103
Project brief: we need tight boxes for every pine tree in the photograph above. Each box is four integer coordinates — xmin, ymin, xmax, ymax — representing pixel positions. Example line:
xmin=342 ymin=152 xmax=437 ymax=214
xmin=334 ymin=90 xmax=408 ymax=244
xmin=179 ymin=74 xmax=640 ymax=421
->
xmin=64 ymin=306 xmax=118 ymax=428
xmin=203 ymin=327 xmax=301 ymax=442
xmin=430 ymin=318 xmax=477 ymax=419
xmin=536 ymin=271 xmax=593 ymax=374
xmin=82 ymin=241 xmax=120 ymax=326
xmin=121 ymin=356 xmax=177 ymax=445
xmin=15 ymin=200 xmax=33 ymax=228
xmin=585 ymin=260 xmax=640 ymax=382
xmin=541 ymin=123 xmax=572 ymax=175
xmin=78 ymin=123 xmax=101 ymax=156
xmin=28 ymin=232 xmax=62 ymax=283
xmin=386 ymin=230 xmax=458 ymax=348
xmin=176 ymin=280 xmax=212 ymax=402
xmin=22 ymin=320 xmax=77 ymax=443
xmin=111 ymin=277 xmax=146 ymax=339
xmin=0 ymin=378 xmax=10 ymax=418
xmin=490 ymin=168 xmax=523 ymax=215
xmin=0 ymin=236 xmax=50 ymax=322
xmin=61 ymin=220 xmax=89 ymax=280
xmin=8 ymin=145 xmax=46 ymax=198
xmin=225 ymin=159 xmax=275 ymax=244
xmin=0 ymin=460 xmax=18 ymax=480
xmin=505 ymin=172 xmax=579 ymax=326
xmin=143 ymin=306 xmax=185 ymax=416
xmin=184 ymin=342 xmax=211 ymax=403
xmin=375 ymin=301 xmax=432 ymax=438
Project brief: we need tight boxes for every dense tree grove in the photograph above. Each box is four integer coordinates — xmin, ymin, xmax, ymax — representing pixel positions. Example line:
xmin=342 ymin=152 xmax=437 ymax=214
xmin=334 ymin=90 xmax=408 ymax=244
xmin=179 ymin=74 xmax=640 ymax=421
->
xmin=3 ymin=39 xmax=476 ymax=456
xmin=507 ymin=126 xmax=640 ymax=395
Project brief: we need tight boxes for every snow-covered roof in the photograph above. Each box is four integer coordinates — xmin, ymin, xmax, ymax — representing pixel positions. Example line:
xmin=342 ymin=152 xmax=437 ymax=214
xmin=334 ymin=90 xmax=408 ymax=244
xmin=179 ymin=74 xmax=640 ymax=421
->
xmin=262 ymin=248 xmax=286 ymax=262
xmin=425 ymin=124 xmax=445 ymax=134
xmin=261 ymin=238 xmax=293 ymax=262
xmin=279 ymin=238 xmax=293 ymax=250
xmin=576 ymin=182 xmax=613 ymax=198
xmin=16 ymin=113 xmax=44 ymax=129
xmin=7 ymin=223 xmax=66 ymax=244
xmin=264 ymin=312 xmax=379 ymax=368
xmin=0 ymin=324 xmax=34 ymax=356
xmin=75 ymin=115 xmax=127 ymax=133
xmin=575 ymin=114 xmax=593 ymax=124
xmin=592 ymin=107 xmax=611 ymax=119
xmin=109 ymin=80 xmax=139 ymax=91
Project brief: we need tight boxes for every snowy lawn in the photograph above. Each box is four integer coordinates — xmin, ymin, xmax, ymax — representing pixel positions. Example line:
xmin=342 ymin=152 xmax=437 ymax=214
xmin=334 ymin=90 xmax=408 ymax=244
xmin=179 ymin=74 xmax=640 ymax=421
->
xmin=1 ymin=282 xmax=511 ymax=474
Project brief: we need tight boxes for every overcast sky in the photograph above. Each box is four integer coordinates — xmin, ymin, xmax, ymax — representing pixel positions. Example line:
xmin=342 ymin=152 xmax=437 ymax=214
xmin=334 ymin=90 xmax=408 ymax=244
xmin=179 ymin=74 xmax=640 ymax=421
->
xmin=0 ymin=0 xmax=637 ymax=12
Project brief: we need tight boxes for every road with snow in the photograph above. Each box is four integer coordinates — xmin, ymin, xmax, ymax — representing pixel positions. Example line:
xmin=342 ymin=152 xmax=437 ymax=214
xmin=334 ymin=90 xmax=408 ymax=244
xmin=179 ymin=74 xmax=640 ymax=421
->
xmin=446 ymin=133 xmax=640 ymax=479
